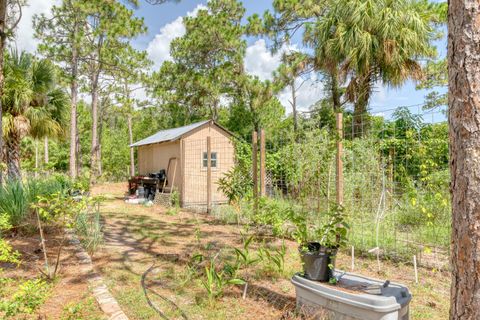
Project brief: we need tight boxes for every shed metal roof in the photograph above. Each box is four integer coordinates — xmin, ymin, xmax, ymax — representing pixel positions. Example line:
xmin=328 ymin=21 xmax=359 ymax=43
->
xmin=130 ymin=120 xmax=212 ymax=147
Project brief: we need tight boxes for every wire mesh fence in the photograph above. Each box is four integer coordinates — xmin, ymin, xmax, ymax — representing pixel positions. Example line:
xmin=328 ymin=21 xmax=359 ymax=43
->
xmin=255 ymin=105 xmax=449 ymax=267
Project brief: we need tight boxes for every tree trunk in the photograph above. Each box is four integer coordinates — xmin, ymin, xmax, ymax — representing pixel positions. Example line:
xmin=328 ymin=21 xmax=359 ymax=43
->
xmin=353 ymin=76 xmax=371 ymax=138
xmin=0 ymin=0 xmax=7 ymax=185
xmin=290 ymin=80 xmax=298 ymax=134
xmin=128 ymin=114 xmax=135 ymax=177
xmin=5 ymin=134 xmax=21 ymax=180
xmin=331 ymin=70 xmax=341 ymax=112
xmin=44 ymin=136 xmax=49 ymax=164
xmin=97 ymin=105 xmax=103 ymax=177
xmin=90 ymin=71 xmax=100 ymax=184
xmin=69 ymin=44 xmax=78 ymax=179
xmin=449 ymin=1 xmax=480 ymax=319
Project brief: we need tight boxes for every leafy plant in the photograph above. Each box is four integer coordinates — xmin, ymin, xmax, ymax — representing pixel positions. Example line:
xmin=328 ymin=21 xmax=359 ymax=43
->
xmin=0 ymin=279 xmax=50 ymax=318
xmin=258 ymin=241 xmax=287 ymax=276
xmin=314 ymin=206 xmax=349 ymax=249
xmin=234 ymin=234 xmax=259 ymax=269
xmin=0 ymin=180 xmax=29 ymax=227
xmin=217 ymin=165 xmax=252 ymax=204
xmin=201 ymin=259 xmax=244 ymax=302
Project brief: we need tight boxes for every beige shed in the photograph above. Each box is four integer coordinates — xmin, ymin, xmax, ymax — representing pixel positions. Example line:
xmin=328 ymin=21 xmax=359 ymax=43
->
xmin=130 ymin=120 xmax=235 ymax=208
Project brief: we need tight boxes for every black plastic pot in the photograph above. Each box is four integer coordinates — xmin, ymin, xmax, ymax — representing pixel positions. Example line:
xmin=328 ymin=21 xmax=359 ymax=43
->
xmin=299 ymin=242 xmax=337 ymax=282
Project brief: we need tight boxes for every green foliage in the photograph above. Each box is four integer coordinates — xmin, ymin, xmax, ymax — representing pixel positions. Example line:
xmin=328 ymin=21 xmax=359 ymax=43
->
xmin=218 ymin=166 xmax=252 ymax=204
xmin=75 ymin=209 xmax=104 ymax=256
xmin=258 ymin=242 xmax=287 ymax=276
xmin=0 ymin=180 xmax=29 ymax=226
xmin=314 ymin=206 xmax=349 ymax=249
xmin=201 ymin=259 xmax=245 ymax=302
xmin=153 ymin=0 xmax=246 ymax=123
xmin=0 ymin=279 xmax=51 ymax=318
xmin=254 ymin=197 xmax=296 ymax=237
xmin=27 ymin=173 xmax=73 ymax=202
xmin=0 ymin=236 xmax=20 ymax=266
xmin=234 ymin=234 xmax=259 ymax=269
xmin=2 ymin=50 xmax=69 ymax=179
xmin=32 ymin=192 xmax=77 ymax=222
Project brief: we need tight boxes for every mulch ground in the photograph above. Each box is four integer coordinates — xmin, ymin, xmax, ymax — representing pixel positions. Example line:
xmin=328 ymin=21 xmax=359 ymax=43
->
xmin=2 ymin=223 xmax=105 ymax=319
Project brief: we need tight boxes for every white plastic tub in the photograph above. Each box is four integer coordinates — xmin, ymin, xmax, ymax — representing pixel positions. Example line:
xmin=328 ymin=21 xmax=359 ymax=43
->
xmin=291 ymin=272 xmax=411 ymax=320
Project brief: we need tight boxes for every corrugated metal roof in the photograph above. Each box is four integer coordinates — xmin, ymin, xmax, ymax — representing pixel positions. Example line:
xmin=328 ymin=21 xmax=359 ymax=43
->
xmin=130 ymin=120 xmax=210 ymax=147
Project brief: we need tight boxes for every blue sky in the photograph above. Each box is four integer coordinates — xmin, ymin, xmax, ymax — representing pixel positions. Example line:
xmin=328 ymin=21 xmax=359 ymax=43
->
xmin=18 ymin=0 xmax=447 ymax=119
xmin=133 ymin=0 xmax=447 ymax=117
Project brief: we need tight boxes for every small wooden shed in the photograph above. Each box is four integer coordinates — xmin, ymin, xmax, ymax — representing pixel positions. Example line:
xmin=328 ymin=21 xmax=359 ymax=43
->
xmin=130 ymin=120 xmax=235 ymax=208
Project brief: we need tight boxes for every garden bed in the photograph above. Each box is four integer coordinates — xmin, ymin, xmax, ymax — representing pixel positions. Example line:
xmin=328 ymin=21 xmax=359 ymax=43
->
xmin=1 ymin=226 xmax=105 ymax=319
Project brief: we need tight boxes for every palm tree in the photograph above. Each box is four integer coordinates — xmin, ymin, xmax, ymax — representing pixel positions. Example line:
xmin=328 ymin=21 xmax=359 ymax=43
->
xmin=305 ymin=0 xmax=437 ymax=136
xmin=2 ymin=51 xmax=68 ymax=180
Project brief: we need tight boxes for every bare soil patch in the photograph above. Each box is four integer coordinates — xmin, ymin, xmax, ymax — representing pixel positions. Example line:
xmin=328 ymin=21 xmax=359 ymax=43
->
xmin=2 ymin=225 xmax=105 ymax=319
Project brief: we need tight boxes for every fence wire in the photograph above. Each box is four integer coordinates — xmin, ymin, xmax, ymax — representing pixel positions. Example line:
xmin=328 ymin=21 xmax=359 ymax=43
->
xmin=256 ymin=106 xmax=449 ymax=267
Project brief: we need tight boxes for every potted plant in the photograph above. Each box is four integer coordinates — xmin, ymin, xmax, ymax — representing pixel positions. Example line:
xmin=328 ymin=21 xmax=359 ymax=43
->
xmin=293 ymin=206 xmax=349 ymax=282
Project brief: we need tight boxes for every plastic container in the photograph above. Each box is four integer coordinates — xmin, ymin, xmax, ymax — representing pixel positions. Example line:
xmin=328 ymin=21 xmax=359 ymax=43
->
xmin=291 ymin=272 xmax=411 ymax=320
xmin=300 ymin=242 xmax=337 ymax=281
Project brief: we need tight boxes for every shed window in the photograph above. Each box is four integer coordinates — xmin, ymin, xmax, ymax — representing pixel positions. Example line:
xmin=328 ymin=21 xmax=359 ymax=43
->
xmin=203 ymin=152 xmax=217 ymax=168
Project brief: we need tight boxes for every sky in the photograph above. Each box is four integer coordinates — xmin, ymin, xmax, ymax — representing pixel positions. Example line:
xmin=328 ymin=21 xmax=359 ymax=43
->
xmin=15 ymin=0 xmax=447 ymax=119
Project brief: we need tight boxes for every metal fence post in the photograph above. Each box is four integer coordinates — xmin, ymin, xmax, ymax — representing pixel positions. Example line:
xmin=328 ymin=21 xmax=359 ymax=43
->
xmin=260 ymin=129 xmax=266 ymax=197
xmin=252 ymin=131 xmax=258 ymax=213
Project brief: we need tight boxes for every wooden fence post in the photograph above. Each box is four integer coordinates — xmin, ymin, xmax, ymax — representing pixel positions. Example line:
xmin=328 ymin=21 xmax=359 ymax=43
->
xmin=207 ymin=136 xmax=212 ymax=213
xmin=252 ymin=131 xmax=258 ymax=213
xmin=260 ymin=129 xmax=266 ymax=197
xmin=336 ymin=113 xmax=344 ymax=206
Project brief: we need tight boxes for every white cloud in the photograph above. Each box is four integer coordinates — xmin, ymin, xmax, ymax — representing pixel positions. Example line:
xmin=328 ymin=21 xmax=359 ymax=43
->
xmin=244 ymin=39 xmax=324 ymax=112
xmin=277 ymin=76 xmax=324 ymax=113
xmin=244 ymin=39 xmax=283 ymax=81
xmin=146 ymin=4 xmax=207 ymax=70
xmin=14 ymin=0 xmax=60 ymax=53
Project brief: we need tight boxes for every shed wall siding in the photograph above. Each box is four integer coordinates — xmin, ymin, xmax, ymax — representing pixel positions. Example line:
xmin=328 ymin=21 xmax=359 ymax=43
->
xmin=182 ymin=124 xmax=235 ymax=206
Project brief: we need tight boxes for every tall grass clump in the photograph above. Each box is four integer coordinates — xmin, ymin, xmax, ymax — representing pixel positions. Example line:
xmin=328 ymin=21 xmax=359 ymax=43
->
xmin=75 ymin=209 xmax=103 ymax=256
xmin=0 ymin=180 xmax=30 ymax=226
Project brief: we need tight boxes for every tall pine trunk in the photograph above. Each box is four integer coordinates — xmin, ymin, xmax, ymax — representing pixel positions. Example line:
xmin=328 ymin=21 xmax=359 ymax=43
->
xmin=449 ymin=0 xmax=480 ymax=318
xmin=0 ymin=0 xmax=7 ymax=185
xmin=90 ymin=72 xmax=100 ymax=184
xmin=290 ymin=80 xmax=298 ymax=134
xmin=69 ymin=43 xmax=78 ymax=179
